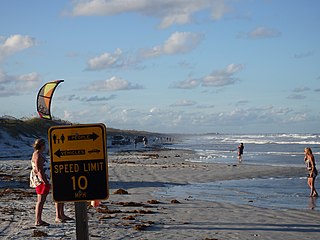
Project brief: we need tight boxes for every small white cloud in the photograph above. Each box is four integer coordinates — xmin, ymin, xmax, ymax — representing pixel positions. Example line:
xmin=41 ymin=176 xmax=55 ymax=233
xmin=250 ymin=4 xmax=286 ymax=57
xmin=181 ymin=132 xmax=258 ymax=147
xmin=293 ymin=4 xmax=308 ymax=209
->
xmin=238 ymin=26 xmax=281 ymax=39
xmin=163 ymin=32 xmax=204 ymax=54
xmin=201 ymin=64 xmax=244 ymax=87
xmin=0 ymin=70 xmax=41 ymax=96
xmin=160 ymin=12 xmax=193 ymax=29
xmin=287 ymin=113 xmax=307 ymax=122
xmin=235 ymin=100 xmax=249 ymax=106
xmin=63 ymin=110 xmax=73 ymax=120
xmin=173 ymin=64 xmax=244 ymax=89
xmin=172 ymin=78 xmax=200 ymax=89
xmin=210 ymin=0 xmax=231 ymax=20
xmin=287 ymin=94 xmax=306 ymax=100
xmin=293 ymin=87 xmax=310 ymax=93
xmin=85 ymin=95 xmax=117 ymax=102
xmin=197 ymin=104 xmax=215 ymax=109
xmin=86 ymin=48 xmax=125 ymax=70
xmin=0 ymin=34 xmax=37 ymax=61
xmin=87 ymin=76 xmax=143 ymax=91
xmin=140 ymin=32 xmax=203 ymax=58
xmin=57 ymin=94 xmax=117 ymax=102
xmin=170 ymin=99 xmax=196 ymax=107
xmin=149 ymin=107 xmax=159 ymax=113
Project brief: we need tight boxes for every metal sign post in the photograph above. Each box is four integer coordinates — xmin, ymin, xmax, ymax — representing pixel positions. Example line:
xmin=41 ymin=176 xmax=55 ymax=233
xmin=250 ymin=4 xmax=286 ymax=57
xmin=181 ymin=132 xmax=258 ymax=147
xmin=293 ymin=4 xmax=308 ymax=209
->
xmin=48 ymin=123 xmax=109 ymax=239
xmin=75 ymin=202 xmax=89 ymax=240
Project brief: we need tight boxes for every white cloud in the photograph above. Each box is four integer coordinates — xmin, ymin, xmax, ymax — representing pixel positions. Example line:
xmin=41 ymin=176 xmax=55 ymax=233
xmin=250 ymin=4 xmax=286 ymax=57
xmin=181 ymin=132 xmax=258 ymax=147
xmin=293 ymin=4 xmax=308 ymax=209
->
xmin=0 ymin=34 xmax=37 ymax=61
xmin=246 ymin=27 xmax=281 ymax=39
xmin=292 ymin=87 xmax=310 ymax=93
xmin=57 ymin=94 xmax=117 ymax=102
xmin=87 ymin=32 xmax=203 ymax=70
xmin=287 ymin=94 xmax=306 ymax=100
xmin=63 ymin=110 xmax=72 ymax=120
xmin=163 ymin=32 xmax=204 ymax=54
xmin=140 ymin=32 xmax=203 ymax=58
xmin=87 ymin=76 xmax=143 ymax=91
xmin=287 ymin=113 xmax=307 ymax=122
xmin=63 ymin=109 xmax=92 ymax=123
xmin=86 ymin=48 xmax=126 ymax=70
xmin=170 ymin=99 xmax=196 ymax=107
xmin=68 ymin=0 xmax=231 ymax=28
xmin=210 ymin=0 xmax=231 ymax=20
xmin=172 ymin=78 xmax=200 ymax=89
xmin=174 ymin=64 xmax=244 ymax=89
xmin=201 ymin=64 xmax=244 ymax=87
xmin=235 ymin=100 xmax=249 ymax=106
xmin=85 ymin=95 xmax=117 ymax=102
xmin=197 ymin=104 xmax=215 ymax=109
xmin=0 ymin=71 xmax=41 ymax=97
xmin=0 ymin=35 xmax=39 ymax=96
xmin=160 ymin=12 xmax=193 ymax=29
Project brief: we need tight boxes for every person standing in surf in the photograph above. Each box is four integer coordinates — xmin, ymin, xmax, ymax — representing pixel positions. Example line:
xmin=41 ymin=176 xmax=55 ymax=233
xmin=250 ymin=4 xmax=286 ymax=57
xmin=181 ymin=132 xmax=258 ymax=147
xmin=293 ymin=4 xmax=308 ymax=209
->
xmin=304 ymin=147 xmax=318 ymax=197
xmin=237 ymin=143 xmax=244 ymax=162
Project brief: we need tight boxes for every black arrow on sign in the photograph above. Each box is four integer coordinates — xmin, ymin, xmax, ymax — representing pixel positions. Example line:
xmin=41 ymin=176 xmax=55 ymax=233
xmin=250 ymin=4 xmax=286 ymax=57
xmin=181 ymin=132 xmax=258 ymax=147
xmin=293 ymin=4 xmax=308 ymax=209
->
xmin=67 ymin=132 xmax=99 ymax=141
xmin=54 ymin=149 xmax=86 ymax=158
xmin=88 ymin=149 xmax=101 ymax=154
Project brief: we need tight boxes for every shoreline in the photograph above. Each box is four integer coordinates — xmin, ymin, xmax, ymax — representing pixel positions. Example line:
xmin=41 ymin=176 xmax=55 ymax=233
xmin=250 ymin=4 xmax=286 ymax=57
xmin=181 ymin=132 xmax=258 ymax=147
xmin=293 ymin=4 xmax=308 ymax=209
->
xmin=1 ymin=148 xmax=320 ymax=239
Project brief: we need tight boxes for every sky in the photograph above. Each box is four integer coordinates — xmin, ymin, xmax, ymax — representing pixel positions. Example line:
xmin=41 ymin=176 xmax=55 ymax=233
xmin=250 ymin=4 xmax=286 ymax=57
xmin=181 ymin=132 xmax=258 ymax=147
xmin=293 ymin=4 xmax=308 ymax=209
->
xmin=0 ymin=0 xmax=319 ymax=134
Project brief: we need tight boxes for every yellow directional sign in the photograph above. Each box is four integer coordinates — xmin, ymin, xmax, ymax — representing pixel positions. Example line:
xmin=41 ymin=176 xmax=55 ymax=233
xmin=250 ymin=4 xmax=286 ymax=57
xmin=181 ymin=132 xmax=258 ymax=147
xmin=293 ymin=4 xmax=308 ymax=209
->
xmin=50 ymin=125 xmax=105 ymax=162
xmin=48 ymin=123 xmax=108 ymax=202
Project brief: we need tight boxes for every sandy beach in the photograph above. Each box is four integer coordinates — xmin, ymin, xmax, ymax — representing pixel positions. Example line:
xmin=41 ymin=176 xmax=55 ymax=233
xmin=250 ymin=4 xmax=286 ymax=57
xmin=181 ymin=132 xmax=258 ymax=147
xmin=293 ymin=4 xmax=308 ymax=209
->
xmin=1 ymin=148 xmax=320 ymax=240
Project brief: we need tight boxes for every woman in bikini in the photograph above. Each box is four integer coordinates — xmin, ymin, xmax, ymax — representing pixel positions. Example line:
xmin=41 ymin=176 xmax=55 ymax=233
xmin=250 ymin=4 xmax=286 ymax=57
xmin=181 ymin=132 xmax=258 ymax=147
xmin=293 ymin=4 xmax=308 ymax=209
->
xmin=30 ymin=139 xmax=51 ymax=226
xmin=30 ymin=139 xmax=73 ymax=226
xmin=304 ymin=147 xmax=318 ymax=197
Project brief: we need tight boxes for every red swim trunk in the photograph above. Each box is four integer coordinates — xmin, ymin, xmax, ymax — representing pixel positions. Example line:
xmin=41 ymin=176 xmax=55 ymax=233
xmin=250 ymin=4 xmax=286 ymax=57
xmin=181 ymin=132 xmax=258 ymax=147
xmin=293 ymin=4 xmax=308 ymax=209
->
xmin=36 ymin=183 xmax=51 ymax=195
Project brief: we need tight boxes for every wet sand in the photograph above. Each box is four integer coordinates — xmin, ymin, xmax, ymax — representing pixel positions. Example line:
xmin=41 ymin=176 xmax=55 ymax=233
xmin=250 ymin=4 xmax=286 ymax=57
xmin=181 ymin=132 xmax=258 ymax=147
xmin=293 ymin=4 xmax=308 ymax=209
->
xmin=1 ymin=148 xmax=320 ymax=240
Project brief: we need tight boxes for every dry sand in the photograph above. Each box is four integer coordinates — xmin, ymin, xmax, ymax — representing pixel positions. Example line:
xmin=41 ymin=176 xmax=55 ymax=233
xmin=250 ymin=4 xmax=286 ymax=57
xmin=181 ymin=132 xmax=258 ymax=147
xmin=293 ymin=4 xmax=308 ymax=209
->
xmin=1 ymin=148 xmax=320 ymax=240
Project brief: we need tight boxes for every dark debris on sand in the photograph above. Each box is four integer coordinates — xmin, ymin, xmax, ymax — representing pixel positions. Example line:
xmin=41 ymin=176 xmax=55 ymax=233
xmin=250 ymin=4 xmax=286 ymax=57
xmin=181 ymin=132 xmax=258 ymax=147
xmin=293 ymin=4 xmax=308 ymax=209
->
xmin=122 ymin=215 xmax=136 ymax=220
xmin=0 ymin=188 xmax=35 ymax=198
xmin=32 ymin=230 xmax=48 ymax=237
xmin=113 ymin=188 xmax=129 ymax=194
xmin=112 ymin=201 xmax=145 ymax=207
xmin=147 ymin=199 xmax=161 ymax=204
xmin=96 ymin=205 xmax=122 ymax=214
xmin=133 ymin=224 xmax=149 ymax=231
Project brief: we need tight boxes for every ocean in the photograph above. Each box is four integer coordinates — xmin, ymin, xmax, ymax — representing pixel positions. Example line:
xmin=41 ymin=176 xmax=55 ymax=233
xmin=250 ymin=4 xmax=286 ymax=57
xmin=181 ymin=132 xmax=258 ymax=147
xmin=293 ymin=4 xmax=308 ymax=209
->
xmin=171 ymin=133 xmax=320 ymax=167
xmin=160 ymin=133 xmax=320 ymax=211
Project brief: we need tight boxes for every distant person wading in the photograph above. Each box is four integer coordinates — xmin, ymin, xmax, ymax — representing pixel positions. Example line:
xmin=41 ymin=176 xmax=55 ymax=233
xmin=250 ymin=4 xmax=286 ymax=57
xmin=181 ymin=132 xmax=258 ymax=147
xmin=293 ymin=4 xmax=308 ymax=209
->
xmin=304 ymin=147 xmax=318 ymax=197
xmin=237 ymin=143 xmax=244 ymax=162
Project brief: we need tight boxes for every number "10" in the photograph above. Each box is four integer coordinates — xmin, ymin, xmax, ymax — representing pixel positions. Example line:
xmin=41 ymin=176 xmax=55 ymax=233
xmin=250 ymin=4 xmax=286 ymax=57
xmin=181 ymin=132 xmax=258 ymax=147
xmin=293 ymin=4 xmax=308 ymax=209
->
xmin=71 ymin=176 xmax=88 ymax=190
